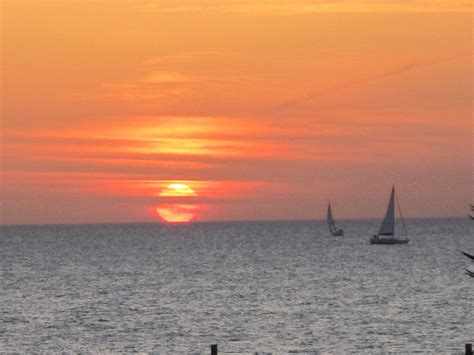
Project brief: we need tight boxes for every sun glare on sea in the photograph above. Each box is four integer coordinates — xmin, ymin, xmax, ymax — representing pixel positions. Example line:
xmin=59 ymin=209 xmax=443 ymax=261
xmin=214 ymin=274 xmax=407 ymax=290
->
xmin=156 ymin=183 xmax=199 ymax=223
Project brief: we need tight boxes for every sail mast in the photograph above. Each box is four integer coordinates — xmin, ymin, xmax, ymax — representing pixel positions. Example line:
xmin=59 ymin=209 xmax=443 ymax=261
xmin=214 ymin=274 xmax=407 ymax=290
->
xmin=396 ymin=193 xmax=408 ymax=238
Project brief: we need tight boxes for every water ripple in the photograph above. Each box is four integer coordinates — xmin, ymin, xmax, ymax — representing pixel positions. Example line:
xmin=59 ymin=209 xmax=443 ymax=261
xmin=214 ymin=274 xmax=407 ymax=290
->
xmin=0 ymin=219 xmax=472 ymax=353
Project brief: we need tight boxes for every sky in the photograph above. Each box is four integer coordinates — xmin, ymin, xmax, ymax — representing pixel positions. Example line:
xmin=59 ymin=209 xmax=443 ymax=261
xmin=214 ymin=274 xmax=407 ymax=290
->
xmin=1 ymin=0 xmax=472 ymax=224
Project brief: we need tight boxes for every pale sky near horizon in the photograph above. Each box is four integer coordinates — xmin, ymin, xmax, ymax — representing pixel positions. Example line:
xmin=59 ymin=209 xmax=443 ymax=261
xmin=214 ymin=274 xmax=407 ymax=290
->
xmin=1 ymin=0 xmax=472 ymax=224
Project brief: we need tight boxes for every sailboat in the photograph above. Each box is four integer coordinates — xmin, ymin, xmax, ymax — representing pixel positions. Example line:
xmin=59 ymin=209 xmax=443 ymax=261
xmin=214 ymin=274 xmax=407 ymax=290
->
xmin=327 ymin=203 xmax=344 ymax=236
xmin=370 ymin=186 xmax=409 ymax=245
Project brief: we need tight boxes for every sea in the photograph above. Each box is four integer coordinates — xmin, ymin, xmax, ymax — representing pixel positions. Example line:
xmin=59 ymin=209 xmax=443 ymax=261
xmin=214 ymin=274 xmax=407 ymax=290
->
xmin=0 ymin=218 xmax=472 ymax=353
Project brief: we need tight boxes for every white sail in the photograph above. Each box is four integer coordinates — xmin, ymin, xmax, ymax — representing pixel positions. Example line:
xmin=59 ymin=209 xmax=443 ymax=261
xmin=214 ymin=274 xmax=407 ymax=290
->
xmin=327 ymin=204 xmax=336 ymax=233
xmin=378 ymin=186 xmax=395 ymax=236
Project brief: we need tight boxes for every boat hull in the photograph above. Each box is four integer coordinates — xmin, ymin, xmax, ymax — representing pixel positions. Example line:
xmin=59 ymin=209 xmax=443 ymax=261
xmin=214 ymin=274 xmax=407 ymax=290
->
xmin=332 ymin=229 xmax=344 ymax=236
xmin=370 ymin=236 xmax=409 ymax=245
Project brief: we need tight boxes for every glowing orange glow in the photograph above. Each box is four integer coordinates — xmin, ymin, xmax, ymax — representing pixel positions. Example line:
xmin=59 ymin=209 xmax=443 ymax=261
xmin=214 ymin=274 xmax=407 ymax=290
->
xmin=159 ymin=183 xmax=197 ymax=197
xmin=155 ymin=204 xmax=199 ymax=223
xmin=1 ymin=1 xmax=471 ymax=224
xmin=156 ymin=183 xmax=199 ymax=223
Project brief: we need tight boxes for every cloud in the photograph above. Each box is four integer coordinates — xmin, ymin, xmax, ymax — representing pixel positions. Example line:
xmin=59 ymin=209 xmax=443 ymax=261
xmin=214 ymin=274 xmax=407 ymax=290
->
xmin=134 ymin=0 xmax=473 ymax=14
xmin=274 ymin=53 xmax=469 ymax=111
xmin=140 ymin=71 xmax=195 ymax=84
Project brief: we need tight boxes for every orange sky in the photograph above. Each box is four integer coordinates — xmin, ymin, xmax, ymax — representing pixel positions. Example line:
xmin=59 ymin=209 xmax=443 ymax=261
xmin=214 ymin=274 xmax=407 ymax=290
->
xmin=1 ymin=1 xmax=472 ymax=224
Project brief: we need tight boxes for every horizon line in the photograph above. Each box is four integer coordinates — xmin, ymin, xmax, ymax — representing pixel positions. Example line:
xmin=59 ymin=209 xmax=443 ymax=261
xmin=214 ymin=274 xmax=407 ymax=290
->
xmin=0 ymin=215 xmax=469 ymax=228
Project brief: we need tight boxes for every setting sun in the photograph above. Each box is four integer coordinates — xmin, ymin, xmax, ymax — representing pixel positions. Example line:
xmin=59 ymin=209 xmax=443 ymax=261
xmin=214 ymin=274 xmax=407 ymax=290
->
xmin=156 ymin=183 xmax=199 ymax=223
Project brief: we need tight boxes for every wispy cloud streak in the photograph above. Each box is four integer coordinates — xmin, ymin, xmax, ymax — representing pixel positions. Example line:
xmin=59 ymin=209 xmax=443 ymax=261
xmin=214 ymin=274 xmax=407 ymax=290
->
xmin=134 ymin=0 xmax=472 ymax=14
xmin=274 ymin=53 xmax=470 ymax=111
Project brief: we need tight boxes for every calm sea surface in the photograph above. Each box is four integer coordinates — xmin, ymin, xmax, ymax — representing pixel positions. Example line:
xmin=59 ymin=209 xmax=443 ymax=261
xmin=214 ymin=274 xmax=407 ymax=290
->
xmin=0 ymin=218 xmax=472 ymax=353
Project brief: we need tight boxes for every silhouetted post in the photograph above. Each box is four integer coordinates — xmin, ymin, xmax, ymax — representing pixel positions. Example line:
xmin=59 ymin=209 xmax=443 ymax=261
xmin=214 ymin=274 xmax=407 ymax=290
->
xmin=211 ymin=344 xmax=218 ymax=355
xmin=466 ymin=344 xmax=473 ymax=355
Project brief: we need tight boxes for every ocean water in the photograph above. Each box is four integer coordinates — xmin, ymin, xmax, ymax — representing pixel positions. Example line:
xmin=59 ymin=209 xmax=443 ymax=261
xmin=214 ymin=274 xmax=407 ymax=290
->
xmin=0 ymin=218 xmax=472 ymax=353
